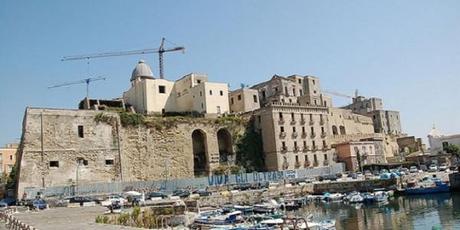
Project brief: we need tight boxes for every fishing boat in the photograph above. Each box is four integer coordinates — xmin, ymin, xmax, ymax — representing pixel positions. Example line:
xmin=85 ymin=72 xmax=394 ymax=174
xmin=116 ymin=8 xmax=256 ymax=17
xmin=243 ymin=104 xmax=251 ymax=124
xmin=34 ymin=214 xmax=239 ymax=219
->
xmin=192 ymin=210 xmax=244 ymax=229
xmin=322 ymin=193 xmax=344 ymax=202
xmin=404 ymin=178 xmax=450 ymax=195
xmin=345 ymin=192 xmax=364 ymax=203
xmin=253 ymin=200 xmax=280 ymax=213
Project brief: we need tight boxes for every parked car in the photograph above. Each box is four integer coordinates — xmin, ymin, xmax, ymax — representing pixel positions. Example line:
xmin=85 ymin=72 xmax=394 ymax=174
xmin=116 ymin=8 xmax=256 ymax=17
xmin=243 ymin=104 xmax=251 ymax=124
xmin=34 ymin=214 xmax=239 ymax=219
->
xmin=101 ymin=195 xmax=127 ymax=207
xmin=192 ymin=189 xmax=212 ymax=197
xmin=0 ymin=198 xmax=16 ymax=206
xmin=0 ymin=201 xmax=8 ymax=210
xmin=68 ymin=196 xmax=94 ymax=205
xmin=429 ymin=164 xmax=438 ymax=172
xmin=172 ymin=189 xmax=190 ymax=198
xmin=31 ymin=199 xmax=47 ymax=210
xmin=420 ymin=165 xmax=428 ymax=171
xmin=147 ymin=192 xmax=168 ymax=200
xmin=409 ymin=166 xmax=418 ymax=173
xmin=439 ymin=163 xmax=448 ymax=171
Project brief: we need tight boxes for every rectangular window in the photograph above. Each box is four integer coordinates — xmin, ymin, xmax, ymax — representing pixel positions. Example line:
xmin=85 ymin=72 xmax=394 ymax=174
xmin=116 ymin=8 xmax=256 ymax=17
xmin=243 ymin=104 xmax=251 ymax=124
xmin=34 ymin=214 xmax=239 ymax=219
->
xmin=50 ymin=161 xmax=59 ymax=168
xmin=302 ymin=127 xmax=305 ymax=133
xmin=253 ymin=95 xmax=258 ymax=103
xmin=78 ymin=125 xmax=84 ymax=138
xmin=280 ymin=126 xmax=285 ymax=132
xmin=9 ymin=155 xmax=12 ymax=160
xmin=282 ymin=141 xmax=286 ymax=147
xmin=262 ymin=91 xmax=266 ymax=99
xmin=237 ymin=95 xmax=242 ymax=100
xmin=231 ymin=98 xmax=234 ymax=105
xmin=304 ymin=155 xmax=308 ymax=161
xmin=292 ymin=127 xmax=296 ymax=132
xmin=295 ymin=155 xmax=299 ymax=162
xmin=279 ymin=112 xmax=283 ymax=119
xmin=324 ymin=154 xmax=328 ymax=160
xmin=217 ymin=106 xmax=221 ymax=114
xmin=291 ymin=113 xmax=295 ymax=120
xmin=209 ymin=90 xmax=213 ymax=95
xmin=293 ymin=88 xmax=296 ymax=96
xmin=159 ymin=85 xmax=166 ymax=94
xmin=303 ymin=141 xmax=307 ymax=147
xmin=220 ymin=90 xmax=223 ymax=96
xmin=298 ymin=79 xmax=301 ymax=84
xmin=105 ymin=159 xmax=114 ymax=165
xmin=300 ymin=89 xmax=303 ymax=96
xmin=200 ymin=91 xmax=203 ymax=96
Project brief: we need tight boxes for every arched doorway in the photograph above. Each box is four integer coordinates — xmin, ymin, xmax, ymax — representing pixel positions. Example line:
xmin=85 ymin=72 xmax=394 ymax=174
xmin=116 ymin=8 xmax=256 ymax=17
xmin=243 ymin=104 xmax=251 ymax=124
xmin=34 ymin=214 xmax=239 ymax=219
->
xmin=192 ymin=129 xmax=208 ymax=176
xmin=217 ymin=129 xmax=233 ymax=164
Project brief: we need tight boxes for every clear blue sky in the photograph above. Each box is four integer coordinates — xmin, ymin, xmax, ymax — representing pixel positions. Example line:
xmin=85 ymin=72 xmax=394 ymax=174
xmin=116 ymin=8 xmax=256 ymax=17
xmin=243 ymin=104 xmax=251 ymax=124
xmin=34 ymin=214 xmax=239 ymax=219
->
xmin=1 ymin=0 xmax=459 ymax=146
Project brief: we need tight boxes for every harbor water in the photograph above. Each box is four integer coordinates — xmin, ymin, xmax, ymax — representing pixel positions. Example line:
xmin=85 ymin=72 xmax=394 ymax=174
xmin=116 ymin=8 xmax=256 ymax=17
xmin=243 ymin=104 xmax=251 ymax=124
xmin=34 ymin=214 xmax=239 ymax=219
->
xmin=291 ymin=192 xmax=460 ymax=230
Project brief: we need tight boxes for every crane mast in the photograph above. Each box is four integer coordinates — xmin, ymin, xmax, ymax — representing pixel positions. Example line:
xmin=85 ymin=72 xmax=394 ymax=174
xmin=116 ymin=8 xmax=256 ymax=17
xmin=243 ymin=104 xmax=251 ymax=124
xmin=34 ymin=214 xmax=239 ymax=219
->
xmin=61 ymin=38 xmax=185 ymax=79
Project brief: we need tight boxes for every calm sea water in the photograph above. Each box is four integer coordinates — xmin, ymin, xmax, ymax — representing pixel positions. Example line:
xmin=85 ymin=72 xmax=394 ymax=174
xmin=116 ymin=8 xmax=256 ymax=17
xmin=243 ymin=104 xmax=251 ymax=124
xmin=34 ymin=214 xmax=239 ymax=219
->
xmin=291 ymin=193 xmax=460 ymax=230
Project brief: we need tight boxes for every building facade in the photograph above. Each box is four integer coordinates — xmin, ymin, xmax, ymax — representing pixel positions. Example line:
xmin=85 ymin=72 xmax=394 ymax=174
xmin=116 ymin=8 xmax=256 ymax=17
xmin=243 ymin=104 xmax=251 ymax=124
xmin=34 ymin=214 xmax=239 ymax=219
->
xmin=428 ymin=126 xmax=460 ymax=153
xmin=343 ymin=96 xmax=402 ymax=135
xmin=123 ymin=60 xmax=229 ymax=116
xmin=251 ymin=75 xmax=336 ymax=171
xmin=229 ymin=88 xmax=260 ymax=113
xmin=335 ymin=141 xmax=386 ymax=171
xmin=0 ymin=143 xmax=18 ymax=175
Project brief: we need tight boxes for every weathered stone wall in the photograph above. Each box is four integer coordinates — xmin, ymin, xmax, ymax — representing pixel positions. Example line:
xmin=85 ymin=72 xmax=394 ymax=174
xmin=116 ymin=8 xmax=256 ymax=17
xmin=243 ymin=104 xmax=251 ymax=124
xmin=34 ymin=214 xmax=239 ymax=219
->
xmin=120 ymin=116 xmax=246 ymax=181
xmin=16 ymin=108 xmax=247 ymax=197
xmin=17 ymin=108 xmax=122 ymax=198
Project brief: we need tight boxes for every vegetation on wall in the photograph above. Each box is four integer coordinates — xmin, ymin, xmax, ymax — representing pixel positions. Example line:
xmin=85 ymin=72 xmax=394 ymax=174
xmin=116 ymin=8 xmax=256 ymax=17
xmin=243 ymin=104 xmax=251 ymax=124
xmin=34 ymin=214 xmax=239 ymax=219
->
xmin=119 ymin=112 xmax=145 ymax=127
xmin=234 ymin=119 xmax=265 ymax=172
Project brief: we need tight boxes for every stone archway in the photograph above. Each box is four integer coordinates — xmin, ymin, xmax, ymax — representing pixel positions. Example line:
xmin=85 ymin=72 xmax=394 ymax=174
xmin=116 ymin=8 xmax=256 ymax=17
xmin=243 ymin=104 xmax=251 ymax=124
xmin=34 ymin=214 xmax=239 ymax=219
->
xmin=192 ymin=129 xmax=208 ymax=176
xmin=217 ymin=129 xmax=234 ymax=164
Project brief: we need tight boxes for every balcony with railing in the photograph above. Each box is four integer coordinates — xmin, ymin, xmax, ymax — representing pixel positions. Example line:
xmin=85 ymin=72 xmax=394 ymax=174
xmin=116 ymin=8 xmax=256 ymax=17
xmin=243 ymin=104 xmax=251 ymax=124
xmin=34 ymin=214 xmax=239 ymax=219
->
xmin=323 ymin=144 xmax=329 ymax=150
xmin=304 ymin=160 xmax=311 ymax=168
xmin=278 ymin=118 xmax=285 ymax=125
xmin=301 ymin=132 xmax=307 ymax=138
xmin=295 ymin=161 xmax=301 ymax=168
xmin=321 ymin=132 xmax=327 ymax=138
xmin=310 ymin=132 xmax=316 ymax=138
xmin=300 ymin=118 xmax=306 ymax=125
xmin=290 ymin=119 xmax=296 ymax=125
xmin=279 ymin=132 xmax=286 ymax=138
xmin=303 ymin=146 xmax=309 ymax=152
xmin=323 ymin=160 xmax=329 ymax=166
xmin=281 ymin=146 xmax=288 ymax=153
xmin=309 ymin=119 xmax=314 ymax=125
xmin=292 ymin=132 xmax=298 ymax=138
xmin=320 ymin=119 xmax=325 ymax=125
xmin=313 ymin=161 xmax=319 ymax=167
xmin=312 ymin=145 xmax=318 ymax=151
xmin=293 ymin=146 xmax=300 ymax=152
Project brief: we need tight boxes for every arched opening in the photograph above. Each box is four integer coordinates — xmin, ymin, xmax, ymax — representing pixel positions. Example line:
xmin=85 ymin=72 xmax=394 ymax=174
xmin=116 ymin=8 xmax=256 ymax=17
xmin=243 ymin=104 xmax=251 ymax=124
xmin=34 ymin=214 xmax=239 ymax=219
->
xmin=192 ymin=129 xmax=208 ymax=176
xmin=339 ymin=126 xmax=346 ymax=135
xmin=332 ymin=126 xmax=338 ymax=135
xmin=217 ymin=129 xmax=233 ymax=164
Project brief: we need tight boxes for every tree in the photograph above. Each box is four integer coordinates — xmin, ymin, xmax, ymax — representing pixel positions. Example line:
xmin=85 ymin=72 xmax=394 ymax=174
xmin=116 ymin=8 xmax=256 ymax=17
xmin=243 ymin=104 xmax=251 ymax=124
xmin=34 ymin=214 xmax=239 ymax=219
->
xmin=444 ymin=144 xmax=460 ymax=156
xmin=235 ymin=121 xmax=265 ymax=172
xmin=6 ymin=165 xmax=17 ymax=190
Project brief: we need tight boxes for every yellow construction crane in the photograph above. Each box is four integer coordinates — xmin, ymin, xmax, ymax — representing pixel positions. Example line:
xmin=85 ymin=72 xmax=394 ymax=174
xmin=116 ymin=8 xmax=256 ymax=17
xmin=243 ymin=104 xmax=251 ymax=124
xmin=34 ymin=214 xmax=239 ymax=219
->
xmin=61 ymin=38 xmax=185 ymax=79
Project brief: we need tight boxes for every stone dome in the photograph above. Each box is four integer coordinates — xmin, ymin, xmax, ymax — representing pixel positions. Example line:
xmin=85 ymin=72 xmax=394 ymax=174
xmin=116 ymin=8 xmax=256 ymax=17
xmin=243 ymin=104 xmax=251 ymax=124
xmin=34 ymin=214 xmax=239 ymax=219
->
xmin=428 ymin=125 xmax=442 ymax=137
xmin=130 ymin=60 xmax=154 ymax=81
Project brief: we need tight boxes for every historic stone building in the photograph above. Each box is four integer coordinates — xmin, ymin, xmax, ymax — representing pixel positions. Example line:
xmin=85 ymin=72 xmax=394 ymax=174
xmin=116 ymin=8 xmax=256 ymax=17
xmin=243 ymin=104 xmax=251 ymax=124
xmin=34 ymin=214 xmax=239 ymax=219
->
xmin=250 ymin=75 xmax=335 ymax=171
xmin=123 ymin=60 xmax=230 ymax=116
xmin=16 ymin=108 xmax=245 ymax=198
xmin=343 ymin=96 xmax=402 ymax=135
xmin=229 ymin=88 xmax=260 ymax=113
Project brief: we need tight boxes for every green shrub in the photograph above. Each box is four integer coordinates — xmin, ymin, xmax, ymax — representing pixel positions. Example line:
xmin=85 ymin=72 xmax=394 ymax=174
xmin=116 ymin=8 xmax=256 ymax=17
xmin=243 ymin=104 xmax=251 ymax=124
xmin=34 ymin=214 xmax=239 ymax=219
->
xmin=119 ymin=112 xmax=144 ymax=127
